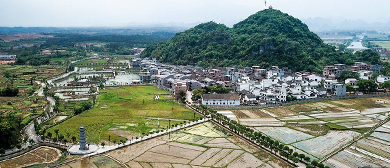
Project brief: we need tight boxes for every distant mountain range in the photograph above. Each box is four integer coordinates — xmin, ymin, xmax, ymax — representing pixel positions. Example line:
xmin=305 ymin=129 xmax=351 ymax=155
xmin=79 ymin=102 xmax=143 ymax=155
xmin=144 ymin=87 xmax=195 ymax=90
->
xmin=302 ymin=17 xmax=390 ymax=32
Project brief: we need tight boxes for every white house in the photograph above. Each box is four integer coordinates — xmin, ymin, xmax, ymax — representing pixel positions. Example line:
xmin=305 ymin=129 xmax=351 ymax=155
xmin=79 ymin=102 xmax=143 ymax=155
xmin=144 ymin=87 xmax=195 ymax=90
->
xmin=306 ymin=74 xmax=323 ymax=82
xmin=202 ymin=94 xmax=240 ymax=106
xmin=377 ymin=75 xmax=390 ymax=83
xmin=345 ymin=78 xmax=358 ymax=86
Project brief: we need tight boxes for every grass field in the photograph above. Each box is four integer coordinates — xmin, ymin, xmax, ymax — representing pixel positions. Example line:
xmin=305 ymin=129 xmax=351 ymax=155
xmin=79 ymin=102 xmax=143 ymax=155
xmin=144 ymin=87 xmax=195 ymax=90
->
xmin=371 ymin=41 xmax=390 ymax=49
xmin=47 ymin=85 xmax=199 ymax=143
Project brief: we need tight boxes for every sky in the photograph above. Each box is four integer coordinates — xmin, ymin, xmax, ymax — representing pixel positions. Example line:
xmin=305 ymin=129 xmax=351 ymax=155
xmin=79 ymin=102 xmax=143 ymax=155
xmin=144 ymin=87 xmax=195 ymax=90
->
xmin=0 ymin=0 xmax=389 ymax=27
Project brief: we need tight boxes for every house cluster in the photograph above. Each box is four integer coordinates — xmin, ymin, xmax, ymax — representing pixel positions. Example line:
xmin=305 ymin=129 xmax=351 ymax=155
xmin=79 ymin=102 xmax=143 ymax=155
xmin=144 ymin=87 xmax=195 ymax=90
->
xmin=135 ymin=58 xmax=387 ymax=106
xmin=0 ymin=55 xmax=16 ymax=64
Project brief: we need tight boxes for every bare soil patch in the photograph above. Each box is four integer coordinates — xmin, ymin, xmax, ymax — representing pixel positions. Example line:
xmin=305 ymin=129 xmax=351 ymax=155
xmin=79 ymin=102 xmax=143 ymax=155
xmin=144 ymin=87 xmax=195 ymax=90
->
xmin=190 ymin=148 xmax=221 ymax=166
xmin=150 ymin=144 xmax=203 ymax=160
xmin=227 ymin=152 xmax=263 ymax=168
xmin=232 ymin=110 xmax=250 ymax=119
xmin=107 ymin=135 xmax=167 ymax=163
xmin=134 ymin=151 xmax=190 ymax=164
xmin=150 ymin=162 xmax=173 ymax=168
xmin=202 ymin=149 xmax=232 ymax=166
xmin=126 ymin=161 xmax=143 ymax=168
xmin=168 ymin=141 xmax=207 ymax=151
xmin=214 ymin=150 xmax=244 ymax=167
xmin=250 ymin=109 xmax=273 ymax=118
xmin=228 ymin=136 xmax=259 ymax=153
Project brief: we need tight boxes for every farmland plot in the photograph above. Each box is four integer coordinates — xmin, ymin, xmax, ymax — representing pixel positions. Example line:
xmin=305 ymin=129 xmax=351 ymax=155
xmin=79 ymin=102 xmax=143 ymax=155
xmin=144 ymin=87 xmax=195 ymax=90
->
xmin=292 ymin=131 xmax=360 ymax=158
xmin=255 ymin=127 xmax=314 ymax=144
xmin=0 ymin=146 xmax=62 ymax=168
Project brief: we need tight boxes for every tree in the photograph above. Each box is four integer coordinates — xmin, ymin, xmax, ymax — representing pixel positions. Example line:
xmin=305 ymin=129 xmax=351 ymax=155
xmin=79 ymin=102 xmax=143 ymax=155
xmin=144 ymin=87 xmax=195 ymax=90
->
xmin=337 ymin=71 xmax=359 ymax=82
xmin=311 ymin=160 xmax=318 ymax=167
xmin=101 ymin=142 xmax=105 ymax=148
xmin=318 ymin=163 xmax=325 ymax=168
xmin=47 ymin=132 xmax=52 ymax=139
xmin=381 ymin=80 xmax=390 ymax=89
xmin=71 ymin=136 xmax=76 ymax=143
xmin=54 ymin=129 xmax=59 ymax=140
xmin=0 ymin=148 xmax=5 ymax=154
xmin=192 ymin=89 xmax=206 ymax=101
xmin=346 ymin=84 xmax=355 ymax=93
xmin=357 ymin=79 xmax=377 ymax=93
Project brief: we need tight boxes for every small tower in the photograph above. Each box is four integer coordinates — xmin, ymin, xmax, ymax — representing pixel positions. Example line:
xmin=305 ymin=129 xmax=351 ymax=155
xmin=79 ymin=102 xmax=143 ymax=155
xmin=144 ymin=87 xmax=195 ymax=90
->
xmin=264 ymin=0 xmax=267 ymax=10
xmin=79 ymin=126 xmax=87 ymax=150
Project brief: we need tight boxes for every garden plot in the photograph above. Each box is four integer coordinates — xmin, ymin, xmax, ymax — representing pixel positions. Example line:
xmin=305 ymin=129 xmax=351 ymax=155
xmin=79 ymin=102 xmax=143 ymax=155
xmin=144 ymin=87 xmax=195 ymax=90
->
xmin=371 ymin=132 xmax=390 ymax=142
xmin=0 ymin=146 xmax=62 ymax=168
xmin=255 ymin=127 xmax=314 ymax=144
xmin=356 ymin=138 xmax=390 ymax=159
xmin=361 ymin=107 xmax=390 ymax=115
xmin=280 ymin=115 xmax=313 ymax=121
xmin=217 ymin=110 xmax=237 ymax=121
xmin=325 ymin=148 xmax=388 ymax=168
xmin=292 ymin=131 xmax=360 ymax=158
xmin=239 ymin=118 xmax=285 ymax=126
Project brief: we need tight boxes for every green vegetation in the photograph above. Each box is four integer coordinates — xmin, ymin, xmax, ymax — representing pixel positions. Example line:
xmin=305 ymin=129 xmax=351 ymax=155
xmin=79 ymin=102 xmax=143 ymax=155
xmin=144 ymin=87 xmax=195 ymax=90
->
xmin=142 ymin=9 xmax=381 ymax=72
xmin=0 ymin=111 xmax=23 ymax=149
xmin=337 ymin=71 xmax=359 ymax=81
xmin=357 ymin=79 xmax=377 ymax=93
xmin=47 ymin=86 xmax=199 ymax=143
xmin=325 ymin=123 xmax=348 ymax=130
xmin=192 ymin=84 xmax=230 ymax=101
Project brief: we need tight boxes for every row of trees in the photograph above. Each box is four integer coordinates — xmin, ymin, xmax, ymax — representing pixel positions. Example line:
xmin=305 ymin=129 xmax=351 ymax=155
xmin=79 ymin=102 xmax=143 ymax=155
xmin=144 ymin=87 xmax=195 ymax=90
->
xmin=192 ymin=105 xmax=330 ymax=168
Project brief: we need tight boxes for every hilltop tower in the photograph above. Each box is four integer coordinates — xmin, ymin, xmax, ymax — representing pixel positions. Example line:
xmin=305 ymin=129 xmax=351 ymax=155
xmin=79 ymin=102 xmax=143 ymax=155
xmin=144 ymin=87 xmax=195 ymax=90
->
xmin=264 ymin=0 xmax=267 ymax=10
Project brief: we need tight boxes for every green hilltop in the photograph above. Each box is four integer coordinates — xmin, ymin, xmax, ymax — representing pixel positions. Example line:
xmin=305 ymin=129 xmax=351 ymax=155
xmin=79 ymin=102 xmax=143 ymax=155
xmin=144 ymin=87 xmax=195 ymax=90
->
xmin=142 ymin=9 xmax=380 ymax=72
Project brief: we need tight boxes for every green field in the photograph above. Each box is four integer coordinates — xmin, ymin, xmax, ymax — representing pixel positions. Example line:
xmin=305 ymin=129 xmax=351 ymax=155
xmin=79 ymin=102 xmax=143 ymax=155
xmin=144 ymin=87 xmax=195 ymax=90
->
xmin=371 ymin=41 xmax=390 ymax=49
xmin=47 ymin=85 xmax=199 ymax=143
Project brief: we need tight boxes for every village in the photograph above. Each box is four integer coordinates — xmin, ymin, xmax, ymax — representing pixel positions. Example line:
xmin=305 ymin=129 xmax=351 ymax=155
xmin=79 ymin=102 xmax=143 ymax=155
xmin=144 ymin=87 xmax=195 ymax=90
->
xmin=131 ymin=56 xmax=388 ymax=106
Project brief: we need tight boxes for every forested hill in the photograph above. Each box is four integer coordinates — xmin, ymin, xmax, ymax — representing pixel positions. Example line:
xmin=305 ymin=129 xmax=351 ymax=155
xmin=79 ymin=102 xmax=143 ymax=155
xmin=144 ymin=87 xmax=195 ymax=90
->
xmin=141 ymin=9 xmax=380 ymax=72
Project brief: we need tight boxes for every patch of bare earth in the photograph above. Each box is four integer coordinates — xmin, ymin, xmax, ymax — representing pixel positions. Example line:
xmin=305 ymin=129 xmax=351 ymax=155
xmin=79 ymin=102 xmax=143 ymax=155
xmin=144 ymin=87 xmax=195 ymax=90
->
xmin=250 ymin=109 xmax=273 ymax=118
xmin=214 ymin=150 xmax=244 ymax=167
xmin=190 ymin=148 xmax=221 ymax=166
xmin=149 ymin=144 xmax=203 ymax=160
xmin=134 ymin=152 xmax=190 ymax=164
xmin=227 ymin=152 xmax=264 ymax=168
xmin=107 ymin=135 xmax=167 ymax=163
xmin=228 ymin=136 xmax=259 ymax=153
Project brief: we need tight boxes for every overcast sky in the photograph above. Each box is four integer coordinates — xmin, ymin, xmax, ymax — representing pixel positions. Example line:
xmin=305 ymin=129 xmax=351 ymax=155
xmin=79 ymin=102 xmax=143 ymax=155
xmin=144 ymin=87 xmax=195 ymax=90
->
xmin=0 ymin=0 xmax=388 ymax=27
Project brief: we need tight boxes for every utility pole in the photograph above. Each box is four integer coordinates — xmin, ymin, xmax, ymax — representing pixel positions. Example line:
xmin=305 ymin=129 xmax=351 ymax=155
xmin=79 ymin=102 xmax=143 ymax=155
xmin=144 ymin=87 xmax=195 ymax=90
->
xmin=168 ymin=119 xmax=171 ymax=141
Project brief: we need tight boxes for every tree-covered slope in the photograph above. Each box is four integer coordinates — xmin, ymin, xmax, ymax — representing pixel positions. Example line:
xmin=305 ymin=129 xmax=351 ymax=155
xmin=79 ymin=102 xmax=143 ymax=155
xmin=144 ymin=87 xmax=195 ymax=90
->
xmin=142 ymin=10 xmax=379 ymax=72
